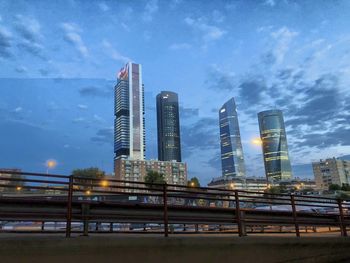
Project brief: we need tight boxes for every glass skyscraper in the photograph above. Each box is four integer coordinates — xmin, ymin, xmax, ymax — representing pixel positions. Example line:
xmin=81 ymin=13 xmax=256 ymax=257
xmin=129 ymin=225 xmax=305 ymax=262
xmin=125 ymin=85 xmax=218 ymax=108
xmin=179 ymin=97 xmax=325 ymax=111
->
xmin=114 ymin=62 xmax=145 ymax=160
xmin=156 ymin=91 xmax=181 ymax=162
xmin=219 ymin=98 xmax=245 ymax=177
xmin=258 ymin=110 xmax=292 ymax=182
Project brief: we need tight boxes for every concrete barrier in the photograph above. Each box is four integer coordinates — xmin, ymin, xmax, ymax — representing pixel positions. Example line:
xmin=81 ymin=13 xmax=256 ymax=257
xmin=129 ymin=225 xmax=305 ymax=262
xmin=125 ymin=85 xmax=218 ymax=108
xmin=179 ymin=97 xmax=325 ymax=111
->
xmin=0 ymin=235 xmax=349 ymax=263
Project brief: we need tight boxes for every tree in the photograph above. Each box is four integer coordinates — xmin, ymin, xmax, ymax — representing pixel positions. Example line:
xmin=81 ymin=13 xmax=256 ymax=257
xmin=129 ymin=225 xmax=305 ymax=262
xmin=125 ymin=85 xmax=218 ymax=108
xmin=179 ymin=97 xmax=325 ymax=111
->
xmin=144 ymin=170 xmax=166 ymax=189
xmin=341 ymin=184 xmax=350 ymax=191
xmin=72 ymin=167 xmax=105 ymax=190
xmin=329 ymin=184 xmax=341 ymax=191
xmin=187 ymin=177 xmax=200 ymax=188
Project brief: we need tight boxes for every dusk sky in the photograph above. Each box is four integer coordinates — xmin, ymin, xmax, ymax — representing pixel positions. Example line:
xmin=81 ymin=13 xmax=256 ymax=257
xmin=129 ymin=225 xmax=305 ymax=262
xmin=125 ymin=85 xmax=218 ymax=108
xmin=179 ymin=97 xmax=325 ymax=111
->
xmin=1 ymin=0 xmax=350 ymax=184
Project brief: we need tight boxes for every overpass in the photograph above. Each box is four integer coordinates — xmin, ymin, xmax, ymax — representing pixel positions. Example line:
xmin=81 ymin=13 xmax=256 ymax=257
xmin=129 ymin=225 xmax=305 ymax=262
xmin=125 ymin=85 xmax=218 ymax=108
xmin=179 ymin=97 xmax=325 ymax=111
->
xmin=0 ymin=171 xmax=349 ymax=238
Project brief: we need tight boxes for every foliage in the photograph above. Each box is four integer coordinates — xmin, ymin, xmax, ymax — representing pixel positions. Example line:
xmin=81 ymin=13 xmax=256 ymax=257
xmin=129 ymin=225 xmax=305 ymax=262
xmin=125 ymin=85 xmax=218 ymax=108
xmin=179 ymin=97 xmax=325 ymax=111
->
xmin=144 ymin=170 xmax=166 ymax=189
xmin=341 ymin=184 xmax=350 ymax=191
xmin=72 ymin=167 xmax=105 ymax=190
xmin=264 ymin=184 xmax=288 ymax=194
xmin=329 ymin=184 xmax=341 ymax=191
xmin=187 ymin=177 xmax=200 ymax=188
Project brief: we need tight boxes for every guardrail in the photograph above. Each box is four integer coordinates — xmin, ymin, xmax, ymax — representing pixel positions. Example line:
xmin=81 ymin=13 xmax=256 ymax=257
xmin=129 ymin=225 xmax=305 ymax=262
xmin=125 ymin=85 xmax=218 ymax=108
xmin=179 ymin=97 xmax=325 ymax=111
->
xmin=0 ymin=170 xmax=348 ymax=238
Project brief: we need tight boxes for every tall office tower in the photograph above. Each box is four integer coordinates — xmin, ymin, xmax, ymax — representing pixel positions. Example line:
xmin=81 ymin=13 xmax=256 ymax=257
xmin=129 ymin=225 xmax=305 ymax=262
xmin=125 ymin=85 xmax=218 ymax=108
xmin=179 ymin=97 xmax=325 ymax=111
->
xmin=156 ymin=91 xmax=182 ymax=162
xmin=258 ymin=110 xmax=292 ymax=182
xmin=114 ymin=62 xmax=145 ymax=161
xmin=219 ymin=98 xmax=246 ymax=177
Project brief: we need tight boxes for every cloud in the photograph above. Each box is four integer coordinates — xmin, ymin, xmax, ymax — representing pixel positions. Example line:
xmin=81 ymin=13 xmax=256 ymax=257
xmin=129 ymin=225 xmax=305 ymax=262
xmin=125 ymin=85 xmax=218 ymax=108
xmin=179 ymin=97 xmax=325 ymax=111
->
xmin=15 ymin=66 xmax=27 ymax=73
xmin=0 ymin=26 xmax=12 ymax=58
xmin=264 ymin=0 xmax=276 ymax=7
xmin=169 ymin=43 xmax=191 ymax=50
xmin=102 ymin=40 xmax=131 ymax=63
xmin=14 ymin=15 xmax=43 ymax=42
xmin=239 ymin=77 xmax=266 ymax=105
xmin=206 ymin=67 xmax=235 ymax=91
xmin=184 ymin=17 xmax=226 ymax=44
xmin=91 ymin=127 xmax=113 ymax=144
xmin=212 ymin=10 xmax=225 ymax=23
xmin=270 ymin=26 xmax=298 ymax=64
xmin=98 ymin=2 xmax=110 ymax=12
xmin=142 ymin=0 xmax=158 ymax=22
xmin=14 ymin=107 xmax=23 ymax=112
xmin=61 ymin=22 xmax=88 ymax=58
xmin=72 ymin=117 xmax=85 ymax=123
xmin=79 ymin=86 xmax=113 ymax=98
xmin=181 ymin=117 xmax=218 ymax=157
xmin=180 ymin=106 xmax=199 ymax=119
xmin=14 ymin=15 xmax=46 ymax=59
xmin=77 ymin=104 xmax=88 ymax=110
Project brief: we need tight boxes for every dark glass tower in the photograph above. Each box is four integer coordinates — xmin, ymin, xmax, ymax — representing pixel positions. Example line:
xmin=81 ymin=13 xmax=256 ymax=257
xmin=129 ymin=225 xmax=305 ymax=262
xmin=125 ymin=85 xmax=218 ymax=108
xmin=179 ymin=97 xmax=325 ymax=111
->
xmin=258 ymin=110 xmax=292 ymax=182
xmin=114 ymin=62 xmax=145 ymax=160
xmin=219 ymin=98 xmax=245 ymax=177
xmin=156 ymin=91 xmax=181 ymax=162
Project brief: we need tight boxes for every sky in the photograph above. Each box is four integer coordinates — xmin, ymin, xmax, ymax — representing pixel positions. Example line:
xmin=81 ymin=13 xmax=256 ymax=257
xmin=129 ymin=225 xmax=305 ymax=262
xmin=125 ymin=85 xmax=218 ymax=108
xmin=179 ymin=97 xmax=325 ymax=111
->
xmin=1 ymin=0 xmax=350 ymax=184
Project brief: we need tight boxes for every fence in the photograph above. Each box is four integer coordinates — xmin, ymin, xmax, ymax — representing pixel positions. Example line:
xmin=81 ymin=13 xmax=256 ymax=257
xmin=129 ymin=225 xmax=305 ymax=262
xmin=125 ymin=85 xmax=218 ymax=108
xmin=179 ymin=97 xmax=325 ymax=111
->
xmin=0 ymin=170 xmax=348 ymax=238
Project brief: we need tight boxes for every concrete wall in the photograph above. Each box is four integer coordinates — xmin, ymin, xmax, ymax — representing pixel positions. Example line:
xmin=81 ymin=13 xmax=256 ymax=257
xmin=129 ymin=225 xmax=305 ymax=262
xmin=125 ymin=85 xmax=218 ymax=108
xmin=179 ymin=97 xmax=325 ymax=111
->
xmin=0 ymin=235 xmax=349 ymax=263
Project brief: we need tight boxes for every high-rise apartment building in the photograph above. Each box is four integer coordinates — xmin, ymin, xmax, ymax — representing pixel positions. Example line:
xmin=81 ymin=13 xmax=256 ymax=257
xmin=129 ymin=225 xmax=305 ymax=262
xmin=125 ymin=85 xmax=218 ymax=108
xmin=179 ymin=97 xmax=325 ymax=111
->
xmin=114 ymin=62 xmax=145 ymax=161
xmin=219 ymin=98 xmax=245 ymax=177
xmin=114 ymin=159 xmax=187 ymax=187
xmin=156 ymin=91 xmax=181 ymax=162
xmin=312 ymin=158 xmax=350 ymax=190
xmin=258 ymin=110 xmax=292 ymax=182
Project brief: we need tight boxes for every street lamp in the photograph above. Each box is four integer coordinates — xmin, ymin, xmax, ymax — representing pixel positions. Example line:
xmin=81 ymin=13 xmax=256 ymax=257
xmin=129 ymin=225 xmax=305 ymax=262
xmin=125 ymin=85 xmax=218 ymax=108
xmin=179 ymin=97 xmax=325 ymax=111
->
xmin=101 ymin=180 xmax=109 ymax=187
xmin=46 ymin=159 xmax=57 ymax=174
xmin=251 ymin=138 xmax=262 ymax=145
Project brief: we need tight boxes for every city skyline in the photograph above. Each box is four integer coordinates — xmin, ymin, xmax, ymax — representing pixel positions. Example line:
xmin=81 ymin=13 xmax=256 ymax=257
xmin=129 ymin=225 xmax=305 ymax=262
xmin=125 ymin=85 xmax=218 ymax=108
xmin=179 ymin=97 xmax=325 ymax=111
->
xmin=1 ymin=0 xmax=350 ymax=184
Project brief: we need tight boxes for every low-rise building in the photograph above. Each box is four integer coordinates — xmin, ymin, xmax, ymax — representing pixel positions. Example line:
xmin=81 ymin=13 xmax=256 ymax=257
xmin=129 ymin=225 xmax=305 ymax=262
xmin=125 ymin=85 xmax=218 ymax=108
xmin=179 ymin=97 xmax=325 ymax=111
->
xmin=312 ymin=158 xmax=350 ymax=190
xmin=208 ymin=176 xmax=268 ymax=192
xmin=0 ymin=169 xmax=23 ymax=193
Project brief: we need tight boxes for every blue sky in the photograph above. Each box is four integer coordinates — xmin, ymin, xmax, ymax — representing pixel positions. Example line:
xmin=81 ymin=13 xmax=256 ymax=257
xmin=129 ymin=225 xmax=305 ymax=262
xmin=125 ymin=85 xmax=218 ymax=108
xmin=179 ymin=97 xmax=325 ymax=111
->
xmin=1 ymin=0 xmax=350 ymax=184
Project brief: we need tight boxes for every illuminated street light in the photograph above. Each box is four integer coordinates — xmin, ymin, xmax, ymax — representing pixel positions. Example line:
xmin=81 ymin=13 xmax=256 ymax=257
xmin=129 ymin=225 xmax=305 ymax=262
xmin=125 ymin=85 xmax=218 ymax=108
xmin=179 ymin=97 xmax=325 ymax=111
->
xmin=230 ymin=183 xmax=235 ymax=189
xmin=190 ymin=182 xmax=195 ymax=187
xmin=16 ymin=186 xmax=22 ymax=191
xmin=101 ymin=180 xmax=109 ymax=187
xmin=46 ymin=159 xmax=57 ymax=174
xmin=86 ymin=190 xmax=91 ymax=195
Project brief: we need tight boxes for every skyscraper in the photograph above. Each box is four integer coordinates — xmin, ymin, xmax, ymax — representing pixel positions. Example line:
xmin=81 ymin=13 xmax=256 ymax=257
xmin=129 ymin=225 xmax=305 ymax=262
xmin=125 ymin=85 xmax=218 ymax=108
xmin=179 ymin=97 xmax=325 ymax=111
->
xmin=156 ymin=91 xmax=181 ymax=162
xmin=114 ymin=62 xmax=145 ymax=161
xmin=258 ymin=110 xmax=292 ymax=182
xmin=219 ymin=98 xmax=245 ymax=177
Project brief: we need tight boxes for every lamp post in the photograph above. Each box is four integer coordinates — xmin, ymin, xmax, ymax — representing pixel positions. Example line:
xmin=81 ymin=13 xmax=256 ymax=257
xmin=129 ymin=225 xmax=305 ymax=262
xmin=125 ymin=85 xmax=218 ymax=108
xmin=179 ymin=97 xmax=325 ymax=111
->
xmin=46 ymin=159 xmax=57 ymax=174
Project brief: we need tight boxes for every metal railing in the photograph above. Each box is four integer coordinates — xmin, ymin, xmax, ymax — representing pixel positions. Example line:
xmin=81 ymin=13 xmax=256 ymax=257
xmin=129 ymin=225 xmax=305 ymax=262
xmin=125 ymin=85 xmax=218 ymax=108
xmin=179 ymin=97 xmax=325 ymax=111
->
xmin=0 ymin=170 xmax=349 ymax=238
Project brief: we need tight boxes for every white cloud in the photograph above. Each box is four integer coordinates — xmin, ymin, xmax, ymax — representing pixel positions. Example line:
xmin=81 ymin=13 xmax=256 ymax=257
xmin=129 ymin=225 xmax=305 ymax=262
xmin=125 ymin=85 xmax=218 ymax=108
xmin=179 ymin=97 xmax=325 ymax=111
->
xmin=169 ymin=43 xmax=191 ymax=50
xmin=72 ymin=117 xmax=85 ymax=123
xmin=264 ymin=0 xmax=276 ymax=7
xmin=121 ymin=22 xmax=130 ymax=32
xmin=142 ymin=0 xmax=158 ymax=22
xmin=102 ymin=40 xmax=131 ymax=63
xmin=15 ymin=14 xmax=43 ymax=41
xmin=98 ymin=2 xmax=110 ymax=12
xmin=93 ymin=114 xmax=104 ymax=122
xmin=271 ymin=26 xmax=298 ymax=63
xmin=61 ymin=22 xmax=89 ymax=58
xmin=63 ymin=144 xmax=70 ymax=148
xmin=212 ymin=10 xmax=225 ymax=23
xmin=184 ymin=17 xmax=226 ymax=43
xmin=77 ymin=104 xmax=88 ymax=110
xmin=14 ymin=107 xmax=23 ymax=112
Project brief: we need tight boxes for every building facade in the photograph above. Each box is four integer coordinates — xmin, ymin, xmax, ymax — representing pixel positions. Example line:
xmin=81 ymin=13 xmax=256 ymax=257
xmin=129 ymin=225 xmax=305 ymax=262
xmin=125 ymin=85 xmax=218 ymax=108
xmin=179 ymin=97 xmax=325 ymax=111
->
xmin=0 ymin=169 xmax=23 ymax=193
xmin=312 ymin=158 xmax=350 ymax=190
xmin=219 ymin=98 xmax=245 ymax=177
xmin=156 ymin=91 xmax=181 ymax=162
xmin=114 ymin=62 xmax=145 ymax=161
xmin=114 ymin=159 xmax=187 ymax=187
xmin=258 ymin=110 xmax=292 ymax=182
xmin=208 ymin=176 xmax=267 ymax=192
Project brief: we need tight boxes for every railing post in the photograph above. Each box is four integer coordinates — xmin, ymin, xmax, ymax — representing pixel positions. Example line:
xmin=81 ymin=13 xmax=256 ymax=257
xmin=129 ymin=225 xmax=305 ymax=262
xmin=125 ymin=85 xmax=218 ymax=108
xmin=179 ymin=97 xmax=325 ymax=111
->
xmin=291 ymin=195 xmax=300 ymax=237
xmin=65 ymin=175 xmax=73 ymax=238
xmin=163 ymin=183 xmax=168 ymax=237
xmin=235 ymin=190 xmax=244 ymax=237
xmin=337 ymin=199 xmax=347 ymax=237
